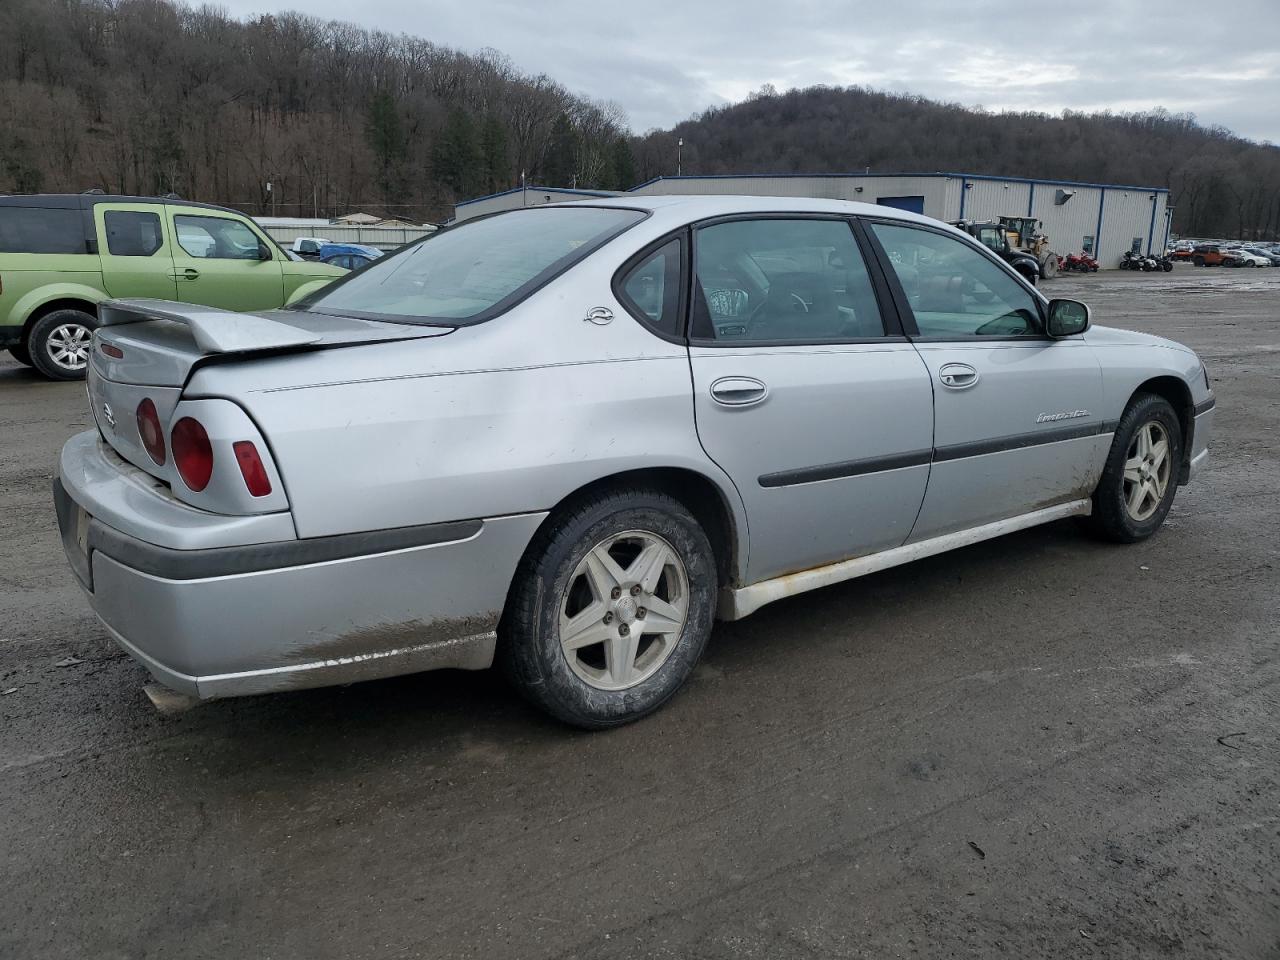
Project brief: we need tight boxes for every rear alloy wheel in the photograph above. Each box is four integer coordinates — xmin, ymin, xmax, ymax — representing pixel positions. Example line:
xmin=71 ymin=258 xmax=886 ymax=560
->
xmin=1084 ymin=393 xmax=1183 ymax=543
xmin=28 ymin=309 xmax=96 ymax=380
xmin=500 ymin=488 xmax=716 ymax=728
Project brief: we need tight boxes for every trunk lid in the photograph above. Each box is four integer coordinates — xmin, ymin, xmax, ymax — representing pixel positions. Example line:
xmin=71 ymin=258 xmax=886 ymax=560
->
xmin=88 ymin=299 xmax=450 ymax=479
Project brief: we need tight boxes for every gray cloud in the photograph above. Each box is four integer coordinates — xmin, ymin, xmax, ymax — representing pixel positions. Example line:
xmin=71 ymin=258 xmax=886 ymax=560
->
xmin=217 ymin=0 xmax=1280 ymax=141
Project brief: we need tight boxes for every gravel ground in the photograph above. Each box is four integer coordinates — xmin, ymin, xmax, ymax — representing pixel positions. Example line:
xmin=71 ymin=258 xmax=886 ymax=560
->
xmin=1 ymin=266 xmax=1277 ymax=959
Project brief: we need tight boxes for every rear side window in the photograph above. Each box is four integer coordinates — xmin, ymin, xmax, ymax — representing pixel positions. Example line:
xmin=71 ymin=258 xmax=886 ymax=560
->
xmin=618 ymin=239 xmax=683 ymax=338
xmin=104 ymin=211 xmax=163 ymax=257
xmin=0 ymin=206 xmax=86 ymax=254
xmin=301 ymin=206 xmax=645 ymax=325
xmin=691 ymin=218 xmax=886 ymax=343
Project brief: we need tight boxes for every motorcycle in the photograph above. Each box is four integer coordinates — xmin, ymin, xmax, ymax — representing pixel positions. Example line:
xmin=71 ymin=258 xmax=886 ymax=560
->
xmin=1120 ymin=250 xmax=1160 ymax=271
xmin=1062 ymin=251 xmax=1099 ymax=273
xmin=1152 ymin=253 xmax=1174 ymax=272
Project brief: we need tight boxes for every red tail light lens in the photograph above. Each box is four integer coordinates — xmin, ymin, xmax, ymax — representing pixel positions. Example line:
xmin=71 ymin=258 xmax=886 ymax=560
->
xmin=171 ymin=417 xmax=213 ymax=492
xmin=232 ymin=441 xmax=272 ymax=497
xmin=135 ymin=398 xmax=166 ymax=465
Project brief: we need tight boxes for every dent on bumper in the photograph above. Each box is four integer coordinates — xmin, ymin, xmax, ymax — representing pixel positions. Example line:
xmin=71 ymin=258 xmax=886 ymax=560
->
xmin=56 ymin=479 xmax=545 ymax=698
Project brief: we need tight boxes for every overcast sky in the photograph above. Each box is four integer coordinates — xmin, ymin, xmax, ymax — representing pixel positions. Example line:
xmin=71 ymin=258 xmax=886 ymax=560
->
xmin=219 ymin=0 xmax=1280 ymax=142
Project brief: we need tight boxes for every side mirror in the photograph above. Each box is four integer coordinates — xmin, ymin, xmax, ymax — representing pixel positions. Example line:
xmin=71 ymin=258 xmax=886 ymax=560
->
xmin=1046 ymin=298 xmax=1090 ymax=338
xmin=257 ymin=241 xmax=274 ymax=261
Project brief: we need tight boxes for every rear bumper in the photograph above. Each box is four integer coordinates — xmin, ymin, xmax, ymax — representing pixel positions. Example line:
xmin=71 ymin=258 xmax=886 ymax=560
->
xmin=54 ymin=442 xmax=545 ymax=699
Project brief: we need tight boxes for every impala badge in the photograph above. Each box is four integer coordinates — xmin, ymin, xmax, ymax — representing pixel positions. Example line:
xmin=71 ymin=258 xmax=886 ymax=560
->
xmin=101 ymin=402 xmax=116 ymax=430
xmin=1036 ymin=409 xmax=1089 ymax=423
xmin=584 ymin=306 xmax=614 ymax=326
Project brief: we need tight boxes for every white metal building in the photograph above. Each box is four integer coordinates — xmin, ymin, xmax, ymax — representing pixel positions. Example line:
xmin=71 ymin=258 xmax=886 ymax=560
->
xmin=627 ymin=173 xmax=1171 ymax=267
xmin=451 ymin=173 xmax=1172 ymax=268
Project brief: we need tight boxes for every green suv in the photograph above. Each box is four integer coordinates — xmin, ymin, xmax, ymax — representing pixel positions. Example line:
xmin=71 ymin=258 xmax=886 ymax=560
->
xmin=0 ymin=194 xmax=345 ymax=380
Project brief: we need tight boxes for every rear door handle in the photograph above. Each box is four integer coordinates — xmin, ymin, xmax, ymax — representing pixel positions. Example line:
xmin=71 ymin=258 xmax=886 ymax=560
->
xmin=710 ymin=376 xmax=768 ymax=407
xmin=172 ymin=268 xmax=200 ymax=281
xmin=938 ymin=363 xmax=979 ymax=389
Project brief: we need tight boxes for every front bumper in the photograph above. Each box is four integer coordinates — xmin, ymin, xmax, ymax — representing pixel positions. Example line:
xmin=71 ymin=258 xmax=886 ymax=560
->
xmin=54 ymin=434 xmax=545 ymax=699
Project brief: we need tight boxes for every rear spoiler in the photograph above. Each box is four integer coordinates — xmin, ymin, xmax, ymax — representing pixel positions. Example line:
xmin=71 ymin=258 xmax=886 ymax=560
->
xmin=97 ymin=299 xmax=321 ymax=354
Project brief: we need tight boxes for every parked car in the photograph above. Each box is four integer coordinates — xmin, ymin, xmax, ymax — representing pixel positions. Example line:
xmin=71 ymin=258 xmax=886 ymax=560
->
xmin=291 ymin=237 xmax=333 ymax=259
xmin=54 ymin=197 xmax=1214 ymax=728
xmin=1224 ymin=249 xmax=1270 ymax=268
xmin=319 ymin=243 xmax=383 ymax=270
xmin=0 ymin=195 xmax=345 ymax=380
xmin=1191 ymin=244 xmax=1228 ymax=266
xmin=1242 ymin=247 xmax=1280 ymax=266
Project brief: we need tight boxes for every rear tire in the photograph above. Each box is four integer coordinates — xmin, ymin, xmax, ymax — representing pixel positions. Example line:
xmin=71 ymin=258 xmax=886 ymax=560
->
xmin=499 ymin=487 xmax=717 ymax=729
xmin=28 ymin=309 xmax=96 ymax=381
xmin=1193 ymin=256 xmax=1205 ymax=266
xmin=1084 ymin=394 xmax=1183 ymax=543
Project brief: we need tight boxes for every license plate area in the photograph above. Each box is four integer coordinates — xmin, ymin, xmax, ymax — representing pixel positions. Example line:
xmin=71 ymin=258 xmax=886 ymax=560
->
xmin=54 ymin=478 xmax=94 ymax=591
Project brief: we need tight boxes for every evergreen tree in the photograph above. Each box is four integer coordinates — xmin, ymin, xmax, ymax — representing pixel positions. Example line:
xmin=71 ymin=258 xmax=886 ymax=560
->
xmin=541 ymin=113 xmax=578 ymax=187
xmin=479 ymin=115 xmax=509 ymax=194
xmin=432 ymin=108 xmax=482 ymax=196
xmin=365 ymin=91 xmax=407 ymax=201
xmin=608 ymin=136 xmax=637 ymax=190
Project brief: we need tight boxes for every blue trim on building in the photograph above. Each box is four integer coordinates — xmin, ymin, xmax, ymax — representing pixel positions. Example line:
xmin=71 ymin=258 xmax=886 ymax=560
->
xmin=456 ymin=185 xmax=617 ymax=208
xmin=1095 ymin=189 xmax=1107 ymax=262
xmin=1163 ymin=208 xmax=1173 ymax=252
xmin=958 ymin=178 xmax=968 ymax=219
xmin=627 ymin=171 xmax=1169 ymax=194
xmin=1027 ymin=182 xmax=1035 ymax=216
xmin=1145 ymin=194 xmax=1159 ymax=256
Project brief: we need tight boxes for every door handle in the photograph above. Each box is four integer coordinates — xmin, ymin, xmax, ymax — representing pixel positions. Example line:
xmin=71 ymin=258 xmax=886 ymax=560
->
xmin=710 ymin=376 xmax=768 ymax=407
xmin=172 ymin=268 xmax=200 ymax=281
xmin=938 ymin=363 xmax=979 ymax=389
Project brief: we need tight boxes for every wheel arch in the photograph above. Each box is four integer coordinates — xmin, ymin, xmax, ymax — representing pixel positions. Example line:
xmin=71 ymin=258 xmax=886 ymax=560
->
xmin=19 ymin=292 xmax=103 ymax=342
xmin=528 ymin=466 xmax=747 ymax=590
xmin=1129 ymin=375 xmax=1194 ymax=482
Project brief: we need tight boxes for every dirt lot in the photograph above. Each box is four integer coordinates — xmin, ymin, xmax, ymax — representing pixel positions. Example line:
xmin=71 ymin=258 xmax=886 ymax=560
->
xmin=2 ymin=267 xmax=1277 ymax=959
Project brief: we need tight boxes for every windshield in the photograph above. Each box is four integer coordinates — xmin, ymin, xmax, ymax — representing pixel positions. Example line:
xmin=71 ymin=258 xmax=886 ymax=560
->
xmin=298 ymin=206 xmax=644 ymax=325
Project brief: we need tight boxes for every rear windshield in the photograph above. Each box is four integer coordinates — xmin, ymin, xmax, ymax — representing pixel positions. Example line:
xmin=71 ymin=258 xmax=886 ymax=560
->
xmin=0 ymin=206 xmax=86 ymax=254
xmin=299 ymin=206 xmax=644 ymax=325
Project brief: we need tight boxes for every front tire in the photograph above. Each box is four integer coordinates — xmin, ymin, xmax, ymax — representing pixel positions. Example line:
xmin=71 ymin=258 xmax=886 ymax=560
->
xmin=499 ymin=488 xmax=717 ymax=729
xmin=1085 ymin=394 xmax=1183 ymax=543
xmin=28 ymin=309 xmax=96 ymax=380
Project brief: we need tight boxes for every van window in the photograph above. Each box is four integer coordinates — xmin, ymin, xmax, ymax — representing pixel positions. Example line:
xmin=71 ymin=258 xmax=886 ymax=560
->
xmin=104 ymin=211 xmax=164 ymax=257
xmin=174 ymin=214 xmax=262 ymax=260
xmin=0 ymin=206 xmax=86 ymax=254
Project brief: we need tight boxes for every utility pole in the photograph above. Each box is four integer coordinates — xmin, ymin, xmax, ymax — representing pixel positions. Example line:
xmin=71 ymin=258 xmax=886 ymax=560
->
xmin=522 ymin=169 xmax=528 ymax=207
xmin=677 ymin=138 xmax=683 ymax=177
xmin=266 ymin=180 xmax=274 ymax=217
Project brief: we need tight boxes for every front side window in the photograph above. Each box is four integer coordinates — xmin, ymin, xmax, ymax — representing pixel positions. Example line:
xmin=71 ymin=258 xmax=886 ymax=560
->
xmin=870 ymin=222 xmax=1042 ymax=338
xmin=302 ymin=206 xmax=644 ymax=325
xmin=618 ymin=239 xmax=682 ymax=338
xmin=104 ymin=210 xmax=163 ymax=257
xmin=0 ymin=206 xmax=85 ymax=254
xmin=692 ymin=218 xmax=886 ymax=343
xmin=174 ymin=214 xmax=263 ymax=260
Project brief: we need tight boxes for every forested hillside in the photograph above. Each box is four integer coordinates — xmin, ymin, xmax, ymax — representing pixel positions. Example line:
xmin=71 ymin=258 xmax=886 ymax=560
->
xmin=2 ymin=1 xmax=1277 ymax=236
xmin=0 ymin=0 xmax=635 ymax=221
xmin=633 ymin=86 xmax=1280 ymax=239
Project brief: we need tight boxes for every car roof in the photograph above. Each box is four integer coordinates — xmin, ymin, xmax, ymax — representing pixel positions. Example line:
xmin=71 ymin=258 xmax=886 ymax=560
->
xmin=0 ymin=193 xmax=247 ymax=215
xmin=553 ymin=193 xmax=948 ymax=230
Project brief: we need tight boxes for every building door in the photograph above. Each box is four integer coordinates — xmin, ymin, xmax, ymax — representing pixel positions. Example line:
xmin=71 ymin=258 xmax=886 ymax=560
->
xmin=876 ymin=196 xmax=926 ymax=215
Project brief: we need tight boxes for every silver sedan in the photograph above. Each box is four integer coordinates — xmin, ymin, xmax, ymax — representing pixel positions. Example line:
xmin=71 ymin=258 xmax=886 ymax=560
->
xmin=54 ymin=196 xmax=1214 ymax=727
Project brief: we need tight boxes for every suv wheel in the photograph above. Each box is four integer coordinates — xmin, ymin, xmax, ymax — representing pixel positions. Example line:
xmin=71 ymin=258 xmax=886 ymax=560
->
xmin=28 ymin=309 xmax=95 ymax=381
xmin=500 ymin=488 xmax=717 ymax=729
xmin=1084 ymin=393 xmax=1183 ymax=543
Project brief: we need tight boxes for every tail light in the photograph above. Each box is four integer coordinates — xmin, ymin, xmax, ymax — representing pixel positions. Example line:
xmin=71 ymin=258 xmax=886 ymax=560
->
xmin=135 ymin=398 xmax=166 ymax=465
xmin=171 ymin=417 xmax=213 ymax=492
xmin=232 ymin=441 xmax=272 ymax=497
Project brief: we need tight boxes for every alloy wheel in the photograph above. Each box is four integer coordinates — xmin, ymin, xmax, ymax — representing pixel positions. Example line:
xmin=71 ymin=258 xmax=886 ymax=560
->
xmin=558 ymin=530 xmax=689 ymax=691
xmin=1122 ymin=420 xmax=1172 ymax=522
xmin=46 ymin=323 xmax=91 ymax=372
